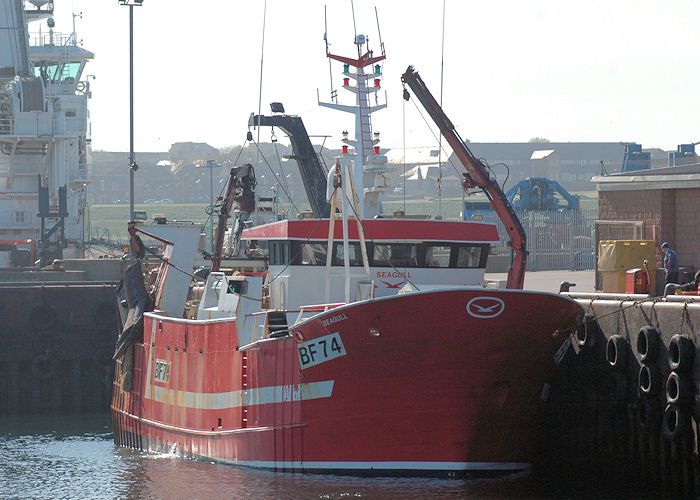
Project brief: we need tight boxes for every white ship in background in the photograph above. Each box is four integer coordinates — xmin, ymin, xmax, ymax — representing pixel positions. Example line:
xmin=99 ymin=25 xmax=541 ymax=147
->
xmin=0 ymin=0 xmax=93 ymax=265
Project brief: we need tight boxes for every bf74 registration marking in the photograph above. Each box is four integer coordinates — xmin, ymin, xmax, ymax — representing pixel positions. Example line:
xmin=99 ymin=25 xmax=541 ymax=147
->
xmin=154 ymin=358 xmax=171 ymax=383
xmin=298 ymin=332 xmax=347 ymax=370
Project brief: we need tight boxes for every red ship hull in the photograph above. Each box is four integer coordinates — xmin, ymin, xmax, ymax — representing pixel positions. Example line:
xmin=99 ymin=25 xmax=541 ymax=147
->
xmin=112 ymin=288 xmax=582 ymax=477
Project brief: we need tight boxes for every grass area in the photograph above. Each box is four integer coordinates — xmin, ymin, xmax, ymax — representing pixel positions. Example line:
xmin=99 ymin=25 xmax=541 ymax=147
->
xmin=87 ymin=203 xmax=210 ymax=242
xmin=86 ymin=191 xmax=599 ymax=242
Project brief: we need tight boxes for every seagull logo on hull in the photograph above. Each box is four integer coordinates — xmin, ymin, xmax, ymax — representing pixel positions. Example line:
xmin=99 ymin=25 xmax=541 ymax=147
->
xmin=379 ymin=279 xmax=406 ymax=289
xmin=466 ymin=297 xmax=505 ymax=319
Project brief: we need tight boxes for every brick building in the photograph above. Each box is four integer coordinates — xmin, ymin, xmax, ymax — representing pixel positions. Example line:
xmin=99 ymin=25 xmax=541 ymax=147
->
xmin=593 ymin=164 xmax=700 ymax=272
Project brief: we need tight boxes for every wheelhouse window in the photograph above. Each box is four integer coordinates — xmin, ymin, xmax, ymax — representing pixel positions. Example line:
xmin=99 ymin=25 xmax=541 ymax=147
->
xmin=268 ymin=241 xmax=290 ymax=266
xmin=59 ymin=62 xmax=82 ymax=81
xmin=298 ymin=242 xmax=327 ymax=265
xmin=33 ymin=63 xmax=58 ymax=81
xmin=424 ymin=245 xmax=451 ymax=268
xmin=333 ymin=242 xmax=364 ymax=266
xmin=456 ymin=245 xmax=486 ymax=268
xmin=33 ymin=61 xmax=83 ymax=82
xmin=373 ymin=243 xmax=417 ymax=267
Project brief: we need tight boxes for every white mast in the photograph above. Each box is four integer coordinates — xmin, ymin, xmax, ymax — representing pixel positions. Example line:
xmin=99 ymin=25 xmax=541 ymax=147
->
xmin=318 ymin=28 xmax=390 ymax=219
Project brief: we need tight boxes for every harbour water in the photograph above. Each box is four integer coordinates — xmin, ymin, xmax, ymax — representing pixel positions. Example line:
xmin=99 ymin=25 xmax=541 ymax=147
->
xmin=0 ymin=415 xmax=561 ymax=499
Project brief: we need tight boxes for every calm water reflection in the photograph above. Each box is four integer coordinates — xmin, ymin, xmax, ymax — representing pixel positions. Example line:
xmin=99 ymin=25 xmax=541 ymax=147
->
xmin=0 ymin=416 xmax=553 ymax=499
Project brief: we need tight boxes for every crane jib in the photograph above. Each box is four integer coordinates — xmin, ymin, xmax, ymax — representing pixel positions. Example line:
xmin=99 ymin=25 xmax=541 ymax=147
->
xmin=400 ymin=65 xmax=527 ymax=290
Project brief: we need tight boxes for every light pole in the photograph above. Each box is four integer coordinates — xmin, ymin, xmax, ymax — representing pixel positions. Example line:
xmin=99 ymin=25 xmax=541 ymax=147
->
xmin=118 ymin=0 xmax=143 ymax=222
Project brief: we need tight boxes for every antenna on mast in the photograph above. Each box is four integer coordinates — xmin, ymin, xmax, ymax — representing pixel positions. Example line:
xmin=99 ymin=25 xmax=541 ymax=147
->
xmin=375 ymin=7 xmax=385 ymax=56
xmin=350 ymin=0 xmax=358 ymax=55
xmin=324 ymin=5 xmax=337 ymax=103
xmin=72 ymin=11 xmax=82 ymax=46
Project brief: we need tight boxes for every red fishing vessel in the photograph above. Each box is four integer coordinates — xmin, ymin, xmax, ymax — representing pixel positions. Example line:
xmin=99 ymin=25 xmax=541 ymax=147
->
xmin=111 ymin=29 xmax=583 ymax=478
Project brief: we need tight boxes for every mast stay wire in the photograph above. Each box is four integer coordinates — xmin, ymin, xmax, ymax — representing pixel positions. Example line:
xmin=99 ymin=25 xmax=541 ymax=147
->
xmin=403 ymin=92 xmax=511 ymax=195
xmin=401 ymin=88 xmax=406 ymax=214
xmin=340 ymin=182 xmax=420 ymax=291
xmin=255 ymin=0 xmax=267 ymax=174
xmin=350 ymin=0 xmax=358 ymax=44
xmin=437 ymin=0 xmax=446 ymax=217
xmin=374 ymin=6 xmax=385 ymax=56
xmin=270 ymin=129 xmax=293 ymax=208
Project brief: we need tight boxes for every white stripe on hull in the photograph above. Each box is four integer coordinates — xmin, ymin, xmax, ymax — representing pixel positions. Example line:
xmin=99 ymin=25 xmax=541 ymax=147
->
xmin=147 ymin=380 xmax=334 ymax=410
xmin=144 ymin=322 xmax=333 ymax=410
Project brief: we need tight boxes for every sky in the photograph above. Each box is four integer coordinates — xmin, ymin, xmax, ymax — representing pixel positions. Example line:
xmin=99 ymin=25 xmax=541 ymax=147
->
xmin=44 ymin=0 xmax=700 ymax=153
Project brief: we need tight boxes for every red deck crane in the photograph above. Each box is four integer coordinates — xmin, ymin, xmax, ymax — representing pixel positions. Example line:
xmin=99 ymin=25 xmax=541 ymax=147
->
xmin=211 ymin=164 xmax=256 ymax=272
xmin=401 ymin=66 xmax=527 ymax=289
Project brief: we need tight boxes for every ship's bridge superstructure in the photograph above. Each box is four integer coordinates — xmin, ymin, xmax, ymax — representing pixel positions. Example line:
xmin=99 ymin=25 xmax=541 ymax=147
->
xmin=319 ymin=33 xmax=390 ymax=219
xmin=0 ymin=0 xmax=93 ymax=263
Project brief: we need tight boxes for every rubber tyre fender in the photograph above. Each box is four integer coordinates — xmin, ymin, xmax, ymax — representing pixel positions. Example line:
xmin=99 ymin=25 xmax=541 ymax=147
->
xmin=638 ymin=363 xmax=661 ymax=397
xmin=637 ymin=326 xmax=659 ymax=364
xmin=29 ymin=304 xmax=55 ymax=331
xmin=576 ymin=314 xmax=599 ymax=349
xmin=668 ymin=334 xmax=694 ymax=373
xmin=666 ymin=371 xmax=693 ymax=404
xmin=606 ymin=335 xmax=628 ymax=370
xmin=663 ymin=403 xmax=690 ymax=441
xmin=611 ymin=370 xmax=628 ymax=401
xmin=31 ymin=357 xmax=57 ymax=380
xmin=31 ymin=331 xmax=56 ymax=357
xmin=638 ymin=397 xmax=662 ymax=433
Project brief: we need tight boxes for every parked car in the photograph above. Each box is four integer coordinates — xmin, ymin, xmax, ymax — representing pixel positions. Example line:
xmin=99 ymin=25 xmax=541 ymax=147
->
xmin=143 ymin=199 xmax=157 ymax=204
xmin=188 ymin=193 xmax=209 ymax=203
xmin=158 ymin=199 xmax=174 ymax=204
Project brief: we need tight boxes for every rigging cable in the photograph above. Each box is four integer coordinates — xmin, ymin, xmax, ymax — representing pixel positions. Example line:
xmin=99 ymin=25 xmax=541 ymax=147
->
xmin=402 ymin=83 xmax=407 ymax=215
xmin=270 ymin=129 xmax=293 ymax=213
xmin=437 ymin=0 xmax=446 ymax=217
xmin=250 ymin=136 xmax=302 ymax=216
xmin=264 ymin=216 xmax=325 ymax=289
xmin=202 ymin=139 xmax=249 ymax=236
xmin=341 ymin=184 xmax=420 ymax=291
xmin=404 ymin=94 xmax=467 ymax=183
xmin=255 ymin=0 xmax=267 ymax=178
xmin=350 ymin=0 xmax=358 ymax=44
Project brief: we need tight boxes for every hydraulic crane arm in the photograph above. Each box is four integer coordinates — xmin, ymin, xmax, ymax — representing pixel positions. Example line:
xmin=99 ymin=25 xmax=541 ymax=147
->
xmin=401 ymin=66 xmax=527 ymax=289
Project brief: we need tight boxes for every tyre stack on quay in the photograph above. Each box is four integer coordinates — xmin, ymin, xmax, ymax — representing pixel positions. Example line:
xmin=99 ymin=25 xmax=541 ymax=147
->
xmin=540 ymin=293 xmax=700 ymax=497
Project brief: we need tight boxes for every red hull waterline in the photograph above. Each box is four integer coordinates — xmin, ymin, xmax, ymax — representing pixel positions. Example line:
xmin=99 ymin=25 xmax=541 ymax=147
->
xmin=111 ymin=288 xmax=582 ymax=478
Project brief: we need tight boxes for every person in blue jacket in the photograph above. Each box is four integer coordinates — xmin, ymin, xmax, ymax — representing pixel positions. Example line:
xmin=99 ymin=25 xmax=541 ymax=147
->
xmin=661 ymin=241 xmax=679 ymax=285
